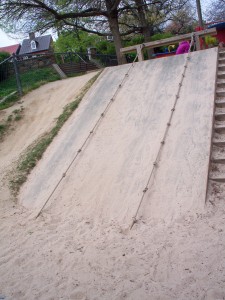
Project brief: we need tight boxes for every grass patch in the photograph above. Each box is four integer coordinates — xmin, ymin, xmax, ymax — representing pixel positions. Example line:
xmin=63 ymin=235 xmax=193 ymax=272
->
xmin=67 ymin=72 xmax=86 ymax=78
xmin=0 ymin=93 xmax=19 ymax=110
xmin=0 ymin=67 xmax=61 ymax=110
xmin=0 ymin=107 xmax=25 ymax=141
xmin=0 ymin=123 xmax=9 ymax=140
xmin=10 ymin=71 xmax=101 ymax=196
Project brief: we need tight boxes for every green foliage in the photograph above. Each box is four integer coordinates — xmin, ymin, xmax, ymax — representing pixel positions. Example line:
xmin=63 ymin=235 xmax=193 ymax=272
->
xmin=20 ymin=67 xmax=60 ymax=93
xmin=0 ymin=51 xmax=10 ymax=62
xmin=0 ymin=123 xmax=8 ymax=140
xmin=123 ymin=32 xmax=173 ymax=48
xmin=0 ymin=52 xmax=11 ymax=83
xmin=150 ymin=32 xmax=173 ymax=41
xmin=151 ymin=32 xmax=176 ymax=53
xmin=0 ymin=67 xmax=60 ymax=110
xmin=123 ymin=32 xmax=175 ymax=60
xmin=0 ymin=107 xmax=24 ymax=141
xmin=13 ymin=107 xmax=24 ymax=121
xmin=124 ymin=35 xmax=144 ymax=47
xmin=54 ymin=31 xmax=116 ymax=55
xmin=205 ymin=35 xmax=218 ymax=46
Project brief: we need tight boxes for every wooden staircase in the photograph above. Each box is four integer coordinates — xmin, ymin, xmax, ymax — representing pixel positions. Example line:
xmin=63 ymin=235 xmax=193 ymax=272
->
xmin=209 ymin=48 xmax=225 ymax=183
xmin=52 ymin=63 xmax=67 ymax=79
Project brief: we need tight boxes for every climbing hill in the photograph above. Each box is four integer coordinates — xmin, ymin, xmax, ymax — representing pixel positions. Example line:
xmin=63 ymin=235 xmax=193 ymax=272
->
xmin=20 ymin=48 xmax=217 ymax=227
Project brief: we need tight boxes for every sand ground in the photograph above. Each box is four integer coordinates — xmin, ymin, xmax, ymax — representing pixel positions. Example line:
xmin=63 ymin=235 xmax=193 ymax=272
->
xmin=1 ymin=179 xmax=225 ymax=300
xmin=0 ymin=67 xmax=225 ymax=300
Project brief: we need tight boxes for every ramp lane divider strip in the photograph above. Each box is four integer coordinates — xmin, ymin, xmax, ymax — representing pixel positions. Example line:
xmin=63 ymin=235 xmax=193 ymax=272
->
xmin=130 ymin=33 xmax=195 ymax=230
xmin=34 ymin=52 xmax=141 ymax=219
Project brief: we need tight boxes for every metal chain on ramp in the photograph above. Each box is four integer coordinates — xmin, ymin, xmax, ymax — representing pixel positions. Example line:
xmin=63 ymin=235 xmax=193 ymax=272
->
xmin=35 ymin=51 xmax=141 ymax=219
xmin=130 ymin=34 xmax=195 ymax=229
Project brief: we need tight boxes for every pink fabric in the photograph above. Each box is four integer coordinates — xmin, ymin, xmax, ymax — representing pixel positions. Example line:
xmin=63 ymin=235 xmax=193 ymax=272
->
xmin=176 ymin=41 xmax=190 ymax=55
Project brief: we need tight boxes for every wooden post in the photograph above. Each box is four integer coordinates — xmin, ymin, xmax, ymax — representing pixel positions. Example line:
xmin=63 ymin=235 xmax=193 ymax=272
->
xmin=12 ymin=54 xmax=22 ymax=96
xmin=120 ymin=52 xmax=126 ymax=65
xmin=195 ymin=35 xmax=201 ymax=51
xmin=196 ymin=0 xmax=204 ymax=28
xmin=137 ymin=45 xmax=144 ymax=62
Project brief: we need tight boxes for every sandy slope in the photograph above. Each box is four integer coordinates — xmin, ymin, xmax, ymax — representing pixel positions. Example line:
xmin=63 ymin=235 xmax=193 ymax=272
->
xmin=0 ymin=72 xmax=98 ymax=225
xmin=0 ymin=73 xmax=98 ymax=179
xmin=0 ymin=57 xmax=225 ymax=300
xmin=20 ymin=50 xmax=216 ymax=224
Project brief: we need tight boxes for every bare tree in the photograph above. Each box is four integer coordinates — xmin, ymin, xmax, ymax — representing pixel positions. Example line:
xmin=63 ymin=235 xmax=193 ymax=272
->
xmin=206 ymin=0 xmax=225 ymax=22
xmin=0 ymin=0 xmax=127 ymax=64
xmin=0 ymin=0 xmax=191 ymax=64
xmin=165 ymin=3 xmax=196 ymax=34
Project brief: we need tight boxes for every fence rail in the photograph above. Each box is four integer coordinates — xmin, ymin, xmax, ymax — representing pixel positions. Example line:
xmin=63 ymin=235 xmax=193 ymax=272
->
xmin=120 ymin=28 xmax=217 ymax=61
xmin=54 ymin=52 xmax=118 ymax=67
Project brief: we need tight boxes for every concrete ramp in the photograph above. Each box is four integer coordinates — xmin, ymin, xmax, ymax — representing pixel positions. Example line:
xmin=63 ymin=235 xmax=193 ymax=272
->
xmin=20 ymin=48 xmax=217 ymax=225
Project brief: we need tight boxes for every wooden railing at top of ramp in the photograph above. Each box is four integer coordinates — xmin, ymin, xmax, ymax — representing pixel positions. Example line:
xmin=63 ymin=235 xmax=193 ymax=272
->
xmin=120 ymin=28 xmax=217 ymax=62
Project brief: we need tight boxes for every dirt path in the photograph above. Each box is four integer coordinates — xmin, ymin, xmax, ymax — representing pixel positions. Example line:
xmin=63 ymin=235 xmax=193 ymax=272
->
xmin=0 ymin=72 xmax=98 ymax=201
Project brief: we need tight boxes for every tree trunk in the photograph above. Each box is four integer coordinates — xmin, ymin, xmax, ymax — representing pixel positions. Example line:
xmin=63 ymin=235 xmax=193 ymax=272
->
xmin=105 ymin=0 xmax=126 ymax=65
xmin=107 ymin=16 xmax=126 ymax=64
xmin=135 ymin=0 xmax=153 ymax=59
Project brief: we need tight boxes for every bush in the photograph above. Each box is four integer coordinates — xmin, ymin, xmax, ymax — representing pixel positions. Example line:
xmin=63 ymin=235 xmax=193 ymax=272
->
xmin=0 ymin=51 xmax=10 ymax=62
xmin=205 ymin=35 xmax=218 ymax=47
xmin=151 ymin=32 xmax=175 ymax=53
xmin=54 ymin=31 xmax=116 ymax=55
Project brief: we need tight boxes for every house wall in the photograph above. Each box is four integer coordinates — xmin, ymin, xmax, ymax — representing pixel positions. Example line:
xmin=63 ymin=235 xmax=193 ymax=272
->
xmin=216 ymin=29 xmax=225 ymax=43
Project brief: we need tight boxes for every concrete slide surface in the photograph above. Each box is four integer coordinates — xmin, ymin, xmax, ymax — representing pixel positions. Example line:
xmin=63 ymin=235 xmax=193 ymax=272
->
xmin=20 ymin=48 xmax=217 ymax=225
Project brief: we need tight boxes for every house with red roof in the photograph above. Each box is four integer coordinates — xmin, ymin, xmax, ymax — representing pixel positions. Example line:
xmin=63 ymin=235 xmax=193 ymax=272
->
xmin=0 ymin=44 xmax=20 ymax=55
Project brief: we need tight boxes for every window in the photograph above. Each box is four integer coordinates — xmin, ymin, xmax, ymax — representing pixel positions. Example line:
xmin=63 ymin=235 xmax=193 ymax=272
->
xmin=31 ymin=40 xmax=36 ymax=50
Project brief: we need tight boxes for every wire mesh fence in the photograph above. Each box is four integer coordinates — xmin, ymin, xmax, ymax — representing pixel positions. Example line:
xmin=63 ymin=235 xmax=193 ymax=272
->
xmin=0 ymin=56 xmax=19 ymax=107
xmin=54 ymin=52 xmax=118 ymax=67
xmin=0 ymin=53 xmax=57 ymax=107
xmin=0 ymin=51 xmax=118 ymax=108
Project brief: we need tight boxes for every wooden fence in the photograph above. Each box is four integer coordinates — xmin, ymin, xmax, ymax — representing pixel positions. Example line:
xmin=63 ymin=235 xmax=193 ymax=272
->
xmin=120 ymin=28 xmax=217 ymax=61
xmin=59 ymin=61 xmax=99 ymax=75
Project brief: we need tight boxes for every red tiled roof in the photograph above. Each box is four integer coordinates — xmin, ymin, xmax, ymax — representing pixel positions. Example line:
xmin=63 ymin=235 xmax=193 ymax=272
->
xmin=0 ymin=44 xmax=20 ymax=54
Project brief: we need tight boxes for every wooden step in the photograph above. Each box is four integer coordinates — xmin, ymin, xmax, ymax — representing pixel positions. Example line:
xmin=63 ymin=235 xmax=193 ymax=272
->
xmin=209 ymin=177 xmax=225 ymax=183
xmin=219 ymin=65 xmax=225 ymax=72
xmin=214 ymin=131 xmax=225 ymax=139
xmin=219 ymin=58 xmax=225 ymax=63
xmin=218 ymin=71 xmax=225 ymax=79
xmin=211 ymin=157 xmax=225 ymax=164
xmin=217 ymin=81 xmax=225 ymax=88
xmin=214 ymin=125 xmax=225 ymax=133
xmin=215 ymin=106 xmax=225 ymax=114
xmin=215 ymin=112 xmax=225 ymax=121
xmin=219 ymin=51 xmax=225 ymax=58
xmin=213 ymin=140 xmax=225 ymax=147
xmin=215 ymin=99 xmax=225 ymax=107
xmin=52 ymin=64 xmax=67 ymax=79
xmin=217 ymin=89 xmax=225 ymax=97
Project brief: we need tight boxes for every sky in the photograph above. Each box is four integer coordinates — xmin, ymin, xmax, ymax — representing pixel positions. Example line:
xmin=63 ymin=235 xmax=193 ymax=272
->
xmin=0 ymin=29 xmax=22 ymax=47
xmin=0 ymin=0 xmax=215 ymax=47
